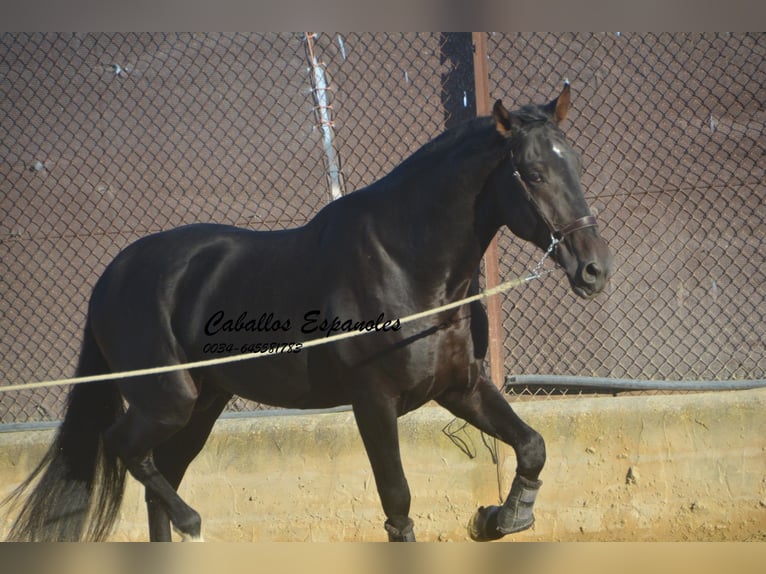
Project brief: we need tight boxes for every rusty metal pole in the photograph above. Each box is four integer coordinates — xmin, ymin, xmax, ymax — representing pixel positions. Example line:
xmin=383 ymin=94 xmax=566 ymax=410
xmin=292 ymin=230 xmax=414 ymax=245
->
xmin=472 ymin=32 xmax=505 ymax=390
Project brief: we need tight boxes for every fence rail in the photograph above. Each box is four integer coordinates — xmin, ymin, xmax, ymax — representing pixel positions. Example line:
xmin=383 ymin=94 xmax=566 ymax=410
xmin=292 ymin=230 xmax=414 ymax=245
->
xmin=1 ymin=32 xmax=764 ymax=422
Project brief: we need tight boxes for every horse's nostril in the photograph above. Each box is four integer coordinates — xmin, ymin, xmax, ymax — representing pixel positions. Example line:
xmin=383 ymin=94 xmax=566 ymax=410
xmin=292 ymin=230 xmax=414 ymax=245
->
xmin=582 ymin=262 xmax=602 ymax=284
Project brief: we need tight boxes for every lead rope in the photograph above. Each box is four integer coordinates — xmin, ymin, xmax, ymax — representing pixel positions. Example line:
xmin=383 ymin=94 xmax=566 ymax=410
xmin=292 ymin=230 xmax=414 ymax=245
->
xmin=0 ymin=238 xmax=561 ymax=395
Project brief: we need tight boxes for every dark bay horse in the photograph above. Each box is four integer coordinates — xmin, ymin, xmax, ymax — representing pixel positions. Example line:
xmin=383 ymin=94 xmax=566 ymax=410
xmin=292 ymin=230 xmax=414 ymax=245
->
xmin=5 ymin=84 xmax=612 ymax=542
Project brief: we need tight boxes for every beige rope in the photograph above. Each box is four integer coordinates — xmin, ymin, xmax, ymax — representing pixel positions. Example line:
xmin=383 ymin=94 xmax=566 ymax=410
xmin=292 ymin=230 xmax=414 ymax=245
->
xmin=0 ymin=273 xmax=542 ymax=394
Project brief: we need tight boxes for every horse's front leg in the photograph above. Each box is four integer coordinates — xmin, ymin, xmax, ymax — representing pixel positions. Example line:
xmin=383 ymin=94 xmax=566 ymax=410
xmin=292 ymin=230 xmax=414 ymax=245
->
xmin=352 ymin=392 xmax=415 ymax=542
xmin=436 ymin=373 xmax=546 ymax=541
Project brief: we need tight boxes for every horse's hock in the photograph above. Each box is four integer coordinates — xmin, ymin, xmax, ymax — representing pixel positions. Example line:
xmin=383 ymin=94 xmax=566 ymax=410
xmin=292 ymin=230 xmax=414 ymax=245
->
xmin=2 ymin=388 xmax=765 ymax=541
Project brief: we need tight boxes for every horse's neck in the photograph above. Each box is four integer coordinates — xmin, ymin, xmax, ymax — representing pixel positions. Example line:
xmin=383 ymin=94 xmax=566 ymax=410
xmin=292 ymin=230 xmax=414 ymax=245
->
xmin=473 ymin=176 xmax=505 ymax=253
xmin=342 ymin=121 xmax=506 ymax=303
xmin=367 ymin=171 xmax=496 ymax=303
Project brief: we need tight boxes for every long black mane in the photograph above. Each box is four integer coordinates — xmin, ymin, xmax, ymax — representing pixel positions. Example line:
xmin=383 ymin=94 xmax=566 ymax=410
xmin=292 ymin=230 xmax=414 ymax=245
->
xmin=363 ymin=116 xmax=505 ymax=196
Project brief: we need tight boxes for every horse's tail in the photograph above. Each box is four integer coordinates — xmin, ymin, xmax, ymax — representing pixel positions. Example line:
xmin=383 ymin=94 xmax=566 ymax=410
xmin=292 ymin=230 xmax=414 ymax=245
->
xmin=3 ymin=319 xmax=127 ymax=541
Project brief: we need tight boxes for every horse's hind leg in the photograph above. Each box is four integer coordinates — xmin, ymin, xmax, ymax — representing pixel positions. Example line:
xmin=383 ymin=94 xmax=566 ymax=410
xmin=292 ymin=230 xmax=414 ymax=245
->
xmin=436 ymin=374 xmax=546 ymax=541
xmin=103 ymin=372 xmax=204 ymax=541
xmin=147 ymin=390 xmax=232 ymax=541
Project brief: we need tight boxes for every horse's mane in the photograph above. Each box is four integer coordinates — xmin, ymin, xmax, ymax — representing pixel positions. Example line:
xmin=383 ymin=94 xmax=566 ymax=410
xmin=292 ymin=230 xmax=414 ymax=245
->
xmin=512 ymin=104 xmax=552 ymax=124
xmin=382 ymin=104 xmax=555 ymax=183
xmin=354 ymin=102 xmax=557 ymax=201
xmin=372 ymin=116 xmax=500 ymax=188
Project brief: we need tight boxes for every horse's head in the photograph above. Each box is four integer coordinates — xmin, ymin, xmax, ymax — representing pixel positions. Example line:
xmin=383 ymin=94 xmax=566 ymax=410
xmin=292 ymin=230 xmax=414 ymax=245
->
xmin=490 ymin=83 xmax=612 ymax=299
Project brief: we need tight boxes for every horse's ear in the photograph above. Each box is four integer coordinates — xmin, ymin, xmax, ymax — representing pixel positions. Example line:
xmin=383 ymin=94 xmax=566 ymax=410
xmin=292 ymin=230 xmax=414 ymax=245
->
xmin=544 ymin=81 xmax=571 ymax=124
xmin=493 ymin=100 xmax=513 ymax=136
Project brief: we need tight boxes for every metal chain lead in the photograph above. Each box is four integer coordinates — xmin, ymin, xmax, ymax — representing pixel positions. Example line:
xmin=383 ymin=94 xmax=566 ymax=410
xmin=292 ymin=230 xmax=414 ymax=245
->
xmin=525 ymin=233 xmax=560 ymax=282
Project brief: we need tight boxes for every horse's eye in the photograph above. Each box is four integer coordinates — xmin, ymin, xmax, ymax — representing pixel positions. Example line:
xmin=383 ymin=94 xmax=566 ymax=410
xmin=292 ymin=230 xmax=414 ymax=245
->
xmin=528 ymin=173 xmax=544 ymax=184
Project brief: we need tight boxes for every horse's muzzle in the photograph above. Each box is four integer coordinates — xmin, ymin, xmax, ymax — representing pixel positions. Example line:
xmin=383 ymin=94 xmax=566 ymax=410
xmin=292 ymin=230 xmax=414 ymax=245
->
xmin=559 ymin=234 xmax=613 ymax=299
xmin=573 ymin=260 xmax=610 ymax=298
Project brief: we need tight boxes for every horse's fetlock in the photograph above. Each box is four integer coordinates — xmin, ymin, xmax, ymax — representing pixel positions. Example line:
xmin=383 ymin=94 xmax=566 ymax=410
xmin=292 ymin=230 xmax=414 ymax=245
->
xmin=173 ymin=510 xmax=202 ymax=540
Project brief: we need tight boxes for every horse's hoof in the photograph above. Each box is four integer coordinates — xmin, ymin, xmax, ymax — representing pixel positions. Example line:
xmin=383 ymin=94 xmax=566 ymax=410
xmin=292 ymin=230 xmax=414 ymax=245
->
xmin=468 ymin=505 xmax=505 ymax=542
xmin=385 ymin=518 xmax=416 ymax=542
xmin=173 ymin=522 xmax=204 ymax=542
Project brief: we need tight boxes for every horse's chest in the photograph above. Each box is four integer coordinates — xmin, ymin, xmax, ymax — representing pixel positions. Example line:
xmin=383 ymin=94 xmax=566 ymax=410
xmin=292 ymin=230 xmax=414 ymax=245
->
xmin=432 ymin=325 xmax=478 ymax=389
xmin=393 ymin=328 xmax=477 ymax=414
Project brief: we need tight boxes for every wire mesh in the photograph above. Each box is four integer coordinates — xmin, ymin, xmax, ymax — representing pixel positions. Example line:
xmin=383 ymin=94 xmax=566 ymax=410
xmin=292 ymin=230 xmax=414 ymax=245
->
xmin=1 ymin=32 xmax=764 ymax=421
xmin=485 ymin=33 xmax=764 ymax=398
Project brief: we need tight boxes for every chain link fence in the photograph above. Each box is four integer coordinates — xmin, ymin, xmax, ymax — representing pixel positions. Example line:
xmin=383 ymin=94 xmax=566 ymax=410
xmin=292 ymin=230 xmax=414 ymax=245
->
xmin=486 ymin=33 xmax=764 ymax=388
xmin=1 ymin=33 xmax=764 ymax=423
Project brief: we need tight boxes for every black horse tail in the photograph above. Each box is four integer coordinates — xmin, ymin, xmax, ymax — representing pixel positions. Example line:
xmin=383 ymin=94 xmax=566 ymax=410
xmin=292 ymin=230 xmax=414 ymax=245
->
xmin=4 ymin=321 xmax=127 ymax=541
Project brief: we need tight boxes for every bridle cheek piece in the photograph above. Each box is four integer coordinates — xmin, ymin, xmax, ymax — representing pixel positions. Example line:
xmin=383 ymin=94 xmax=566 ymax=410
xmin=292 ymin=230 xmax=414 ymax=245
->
xmin=511 ymin=166 xmax=599 ymax=243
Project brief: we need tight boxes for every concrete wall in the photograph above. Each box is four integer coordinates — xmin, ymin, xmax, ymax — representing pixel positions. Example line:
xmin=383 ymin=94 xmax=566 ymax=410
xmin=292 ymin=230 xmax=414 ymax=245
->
xmin=1 ymin=389 xmax=764 ymax=542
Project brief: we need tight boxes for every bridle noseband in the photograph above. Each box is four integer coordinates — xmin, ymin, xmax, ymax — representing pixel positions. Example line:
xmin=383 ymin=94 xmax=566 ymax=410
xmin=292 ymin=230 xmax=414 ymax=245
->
xmin=552 ymin=213 xmax=599 ymax=239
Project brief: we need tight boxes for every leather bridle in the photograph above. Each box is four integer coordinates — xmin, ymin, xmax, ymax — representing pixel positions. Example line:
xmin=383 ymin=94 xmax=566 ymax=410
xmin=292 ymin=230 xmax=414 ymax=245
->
xmin=510 ymin=160 xmax=598 ymax=242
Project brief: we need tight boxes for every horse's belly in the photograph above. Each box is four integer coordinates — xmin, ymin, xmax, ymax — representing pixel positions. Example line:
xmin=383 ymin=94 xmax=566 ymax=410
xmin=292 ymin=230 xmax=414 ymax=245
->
xmin=204 ymin=353 xmax=349 ymax=409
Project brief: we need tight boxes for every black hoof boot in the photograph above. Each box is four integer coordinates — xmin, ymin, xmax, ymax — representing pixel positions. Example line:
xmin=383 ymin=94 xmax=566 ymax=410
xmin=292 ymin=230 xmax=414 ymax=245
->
xmin=496 ymin=475 xmax=542 ymax=535
xmin=469 ymin=475 xmax=542 ymax=541
xmin=385 ymin=518 xmax=416 ymax=542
